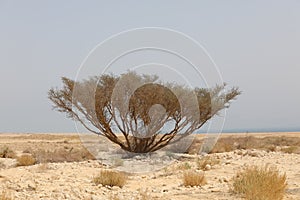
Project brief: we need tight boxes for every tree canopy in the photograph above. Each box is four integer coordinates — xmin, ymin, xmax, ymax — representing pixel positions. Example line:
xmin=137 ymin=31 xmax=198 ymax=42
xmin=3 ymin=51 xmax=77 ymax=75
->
xmin=49 ymin=72 xmax=240 ymax=153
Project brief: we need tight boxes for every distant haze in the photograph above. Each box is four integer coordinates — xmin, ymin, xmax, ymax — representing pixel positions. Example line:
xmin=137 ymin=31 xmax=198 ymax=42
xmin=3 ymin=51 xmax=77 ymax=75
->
xmin=0 ymin=1 xmax=299 ymax=133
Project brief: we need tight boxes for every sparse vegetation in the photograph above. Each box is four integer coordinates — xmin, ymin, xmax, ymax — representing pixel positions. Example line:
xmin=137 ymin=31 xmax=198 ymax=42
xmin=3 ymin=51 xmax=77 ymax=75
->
xmin=93 ymin=170 xmax=127 ymax=187
xmin=136 ymin=188 xmax=153 ymax=200
xmin=32 ymin=147 xmax=95 ymax=163
xmin=0 ymin=147 xmax=16 ymax=159
xmin=16 ymin=155 xmax=36 ymax=166
xmin=49 ymin=72 xmax=240 ymax=153
xmin=197 ymin=156 xmax=220 ymax=170
xmin=207 ymin=135 xmax=300 ymax=153
xmin=36 ymin=163 xmax=50 ymax=173
xmin=232 ymin=165 xmax=287 ymax=200
xmin=22 ymin=148 xmax=33 ymax=154
xmin=177 ymin=162 xmax=192 ymax=170
xmin=281 ymin=146 xmax=298 ymax=154
xmin=183 ymin=170 xmax=206 ymax=187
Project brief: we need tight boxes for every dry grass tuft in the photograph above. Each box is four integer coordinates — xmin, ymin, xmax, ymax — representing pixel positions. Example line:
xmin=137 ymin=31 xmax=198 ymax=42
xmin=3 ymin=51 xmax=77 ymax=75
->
xmin=197 ymin=156 xmax=220 ymax=170
xmin=0 ymin=147 xmax=16 ymax=159
xmin=93 ymin=170 xmax=127 ymax=187
xmin=135 ymin=188 xmax=153 ymax=200
xmin=177 ymin=162 xmax=192 ymax=170
xmin=108 ymin=194 xmax=121 ymax=200
xmin=32 ymin=147 xmax=95 ymax=163
xmin=232 ymin=165 xmax=287 ymax=200
xmin=281 ymin=146 xmax=298 ymax=154
xmin=16 ymin=155 xmax=36 ymax=166
xmin=35 ymin=163 xmax=50 ymax=173
xmin=183 ymin=170 xmax=206 ymax=187
xmin=211 ymin=135 xmax=300 ymax=153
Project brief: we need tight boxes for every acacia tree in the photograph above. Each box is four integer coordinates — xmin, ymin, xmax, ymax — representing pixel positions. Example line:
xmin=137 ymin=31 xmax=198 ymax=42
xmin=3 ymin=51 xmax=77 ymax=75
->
xmin=49 ymin=72 xmax=240 ymax=153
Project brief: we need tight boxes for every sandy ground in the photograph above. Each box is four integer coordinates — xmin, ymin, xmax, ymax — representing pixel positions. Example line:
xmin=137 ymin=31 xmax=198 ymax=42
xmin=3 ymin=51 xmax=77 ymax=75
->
xmin=0 ymin=132 xmax=300 ymax=200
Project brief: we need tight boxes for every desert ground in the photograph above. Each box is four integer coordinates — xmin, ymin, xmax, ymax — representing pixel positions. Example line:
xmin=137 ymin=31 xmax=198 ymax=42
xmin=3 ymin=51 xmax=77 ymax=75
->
xmin=0 ymin=132 xmax=300 ymax=200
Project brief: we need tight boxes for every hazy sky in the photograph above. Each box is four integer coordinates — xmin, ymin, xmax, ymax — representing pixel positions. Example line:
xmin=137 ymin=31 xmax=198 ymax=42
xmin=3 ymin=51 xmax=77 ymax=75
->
xmin=0 ymin=1 xmax=299 ymax=133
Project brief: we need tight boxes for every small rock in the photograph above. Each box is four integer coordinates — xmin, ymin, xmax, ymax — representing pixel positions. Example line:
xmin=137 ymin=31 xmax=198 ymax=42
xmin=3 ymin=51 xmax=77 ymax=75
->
xmin=275 ymin=146 xmax=281 ymax=152
xmin=225 ymin=161 xmax=231 ymax=165
xmin=233 ymin=142 xmax=240 ymax=149
xmin=112 ymin=186 xmax=120 ymax=190
xmin=205 ymin=164 xmax=211 ymax=170
xmin=28 ymin=182 xmax=36 ymax=191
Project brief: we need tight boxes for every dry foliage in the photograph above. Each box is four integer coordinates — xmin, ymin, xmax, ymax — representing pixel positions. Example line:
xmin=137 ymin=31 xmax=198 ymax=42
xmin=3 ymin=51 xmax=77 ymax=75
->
xmin=0 ymin=147 xmax=16 ymax=159
xmin=197 ymin=156 xmax=220 ymax=170
xmin=17 ymin=155 xmax=36 ymax=166
xmin=93 ymin=170 xmax=127 ymax=187
xmin=49 ymin=72 xmax=240 ymax=153
xmin=211 ymin=135 xmax=300 ymax=153
xmin=36 ymin=163 xmax=50 ymax=173
xmin=136 ymin=188 xmax=153 ymax=200
xmin=183 ymin=170 xmax=206 ymax=187
xmin=232 ymin=165 xmax=287 ymax=200
xmin=177 ymin=162 xmax=192 ymax=170
xmin=281 ymin=146 xmax=298 ymax=154
xmin=32 ymin=147 xmax=95 ymax=163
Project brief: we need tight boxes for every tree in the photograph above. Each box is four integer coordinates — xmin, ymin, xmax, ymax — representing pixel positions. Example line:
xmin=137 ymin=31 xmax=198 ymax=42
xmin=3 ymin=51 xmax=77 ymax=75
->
xmin=48 ymin=72 xmax=240 ymax=153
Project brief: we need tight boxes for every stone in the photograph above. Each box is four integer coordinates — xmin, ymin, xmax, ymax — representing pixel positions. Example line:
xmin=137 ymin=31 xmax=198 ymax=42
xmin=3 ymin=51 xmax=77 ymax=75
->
xmin=205 ymin=164 xmax=212 ymax=170
xmin=275 ymin=146 xmax=281 ymax=152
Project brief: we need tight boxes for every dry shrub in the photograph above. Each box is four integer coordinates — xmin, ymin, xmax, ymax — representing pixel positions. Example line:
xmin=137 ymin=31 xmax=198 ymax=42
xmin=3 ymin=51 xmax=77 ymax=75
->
xmin=264 ymin=144 xmax=277 ymax=152
xmin=212 ymin=135 xmax=257 ymax=153
xmin=36 ymin=163 xmax=50 ymax=172
xmin=17 ymin=155 xmax=36 ymax=166
xmin=0 ymin=147 xmax=16 ymax=159
xmin=211 ymin=135 xmax=300 ymax=153
xmin=93 ymin=170 xmax=126 ymax=187
xmin=187 ymin=138 xmax=203 ymax=154
xmin=33 ymin=147 xmax=95 ymax=163
xmin=232 ymin=165 xmax=287 ymax=200
xmin=281 ymin=146 xmax=298 ymax=154
xmin=108 ymin=194 xmax=121 ymax=200
xmin=183 ymin=170 xmax=206 ymax=187
xmin=197 ymin=156 xmax=220 ymax=170
xmin=262 ymin=136 xmax=300 ymax=147
xmin=136 ymin=188 xmax=152 ymax=200
xmin=22 ymin=148 xmax=33 ymax=154
xmin=210 ymin=139 xmax=234 ymax=153
xmin=134 ymin=188 xmax=153 ymax=200
xmin=177 ymin=162 xmax=192 ymax=170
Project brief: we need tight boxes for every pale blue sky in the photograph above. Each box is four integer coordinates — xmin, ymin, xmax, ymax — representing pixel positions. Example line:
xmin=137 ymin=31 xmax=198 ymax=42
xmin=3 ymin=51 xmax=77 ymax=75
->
xmin=0 ymin=1 xmax=299 ymax=133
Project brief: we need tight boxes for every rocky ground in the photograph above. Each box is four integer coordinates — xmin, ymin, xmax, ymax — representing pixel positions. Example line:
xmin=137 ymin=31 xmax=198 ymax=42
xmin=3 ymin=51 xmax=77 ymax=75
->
xmin=0 ymin=134 xmax=300 ymax=200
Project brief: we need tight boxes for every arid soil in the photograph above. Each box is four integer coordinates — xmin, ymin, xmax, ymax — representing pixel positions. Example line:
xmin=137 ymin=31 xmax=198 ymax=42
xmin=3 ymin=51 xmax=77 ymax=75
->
xmin=0 ymin=133 xmax=300 ymax=200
